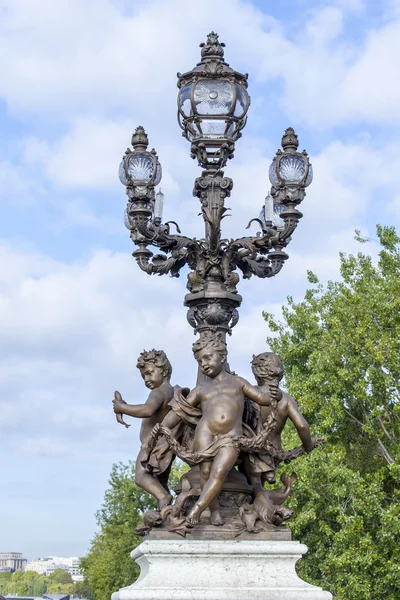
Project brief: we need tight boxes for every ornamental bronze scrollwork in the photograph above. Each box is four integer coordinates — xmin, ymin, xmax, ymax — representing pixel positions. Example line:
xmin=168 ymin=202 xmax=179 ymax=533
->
xmin=114 ymin=33 xmax=320 ymax=540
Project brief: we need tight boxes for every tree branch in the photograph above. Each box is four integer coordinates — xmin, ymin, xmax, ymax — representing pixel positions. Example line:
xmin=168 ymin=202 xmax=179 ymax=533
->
xmin=377 ymin=415 xmax=393 ymax=441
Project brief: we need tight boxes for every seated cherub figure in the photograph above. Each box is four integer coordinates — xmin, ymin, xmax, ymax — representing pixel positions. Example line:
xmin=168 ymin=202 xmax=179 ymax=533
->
xmin=112 ymin=349 xmax=176 ymax=509
xmin=157 ymin=335 xmax=272 ymax=526
xmin=245 ymin=352 xmax=316 ymax=492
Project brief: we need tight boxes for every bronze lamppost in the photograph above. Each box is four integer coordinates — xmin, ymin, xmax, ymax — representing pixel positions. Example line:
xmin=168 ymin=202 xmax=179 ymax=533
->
xmin=112 ymin=34 xmax=334 ymax=600
xmin=119 ymin=31 xmax=312 ymax=369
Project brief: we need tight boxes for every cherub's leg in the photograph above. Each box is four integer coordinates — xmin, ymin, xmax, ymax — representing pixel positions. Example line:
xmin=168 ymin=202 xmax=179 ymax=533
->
xmin=157 ymin=459 xmax=173 ymax=494
xmin=199 ymin=461 xmax=223 ymax=526
xmin=243 ymin=456 xmax=266 ymax=496
xmin=135 ymin=449 xmax=172 ymax=509
xmin=209 ymin=499 xmax=224 ymax=526
xmin=187 ymin=447 xmax=239 ymax=525
xmin=199 ymin=460 xmax=212 ymax=488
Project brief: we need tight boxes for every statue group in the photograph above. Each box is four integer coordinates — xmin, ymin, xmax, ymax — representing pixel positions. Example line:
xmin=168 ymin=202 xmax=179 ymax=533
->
xmin=112 ymin=337 xmax=323 ymax=539
xmin=110 ymin=32 xmax=333 ymax=600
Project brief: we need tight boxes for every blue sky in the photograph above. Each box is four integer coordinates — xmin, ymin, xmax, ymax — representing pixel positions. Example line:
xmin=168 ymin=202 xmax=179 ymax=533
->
xmin=1 ymin=0 xmax=399 ymax=560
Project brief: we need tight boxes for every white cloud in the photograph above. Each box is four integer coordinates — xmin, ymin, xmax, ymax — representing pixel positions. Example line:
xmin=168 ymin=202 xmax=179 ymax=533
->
xmin=0 ymin=243 xmax=192 ymax=448
xmin=1 ymin=0 xmax=399 ymax=558
xmin=22 ymin=118 xmax=131 ymax=190
xmin=0 ymin=221 xmax=374 ymax=452
xmin=0 ymin=160 xmax=42 ymax=204
xmin=2 ymin=0 xmax=400 ymax=130
xmin=0 ymin=0 xmax=264 ymax=116
xmin=22 ymin=438 xmax=70 ymax=457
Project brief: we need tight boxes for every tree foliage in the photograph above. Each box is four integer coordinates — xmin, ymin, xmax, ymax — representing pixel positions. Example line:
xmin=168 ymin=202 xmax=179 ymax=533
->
xmin=74 ymin=578 xmax=93 ymax=598
xmin=264 ymin=226 xmax=400 ymax=600
xmin=0 ymin=567 xmax=89 ymax=598
xmin=80 ymin=460 xmax=188 ymax=600
xmin=48 ymin=568 xmax=73 ymax=584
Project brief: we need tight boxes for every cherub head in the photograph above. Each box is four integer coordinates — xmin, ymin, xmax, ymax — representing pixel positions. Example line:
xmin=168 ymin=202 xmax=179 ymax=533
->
xmin=251 ymin=352 xmax=284 ymax=386
xmin=192 ymin=335 xmax=227 ymax=378
xmin=136 ymin=349 xmax=172 ymax=390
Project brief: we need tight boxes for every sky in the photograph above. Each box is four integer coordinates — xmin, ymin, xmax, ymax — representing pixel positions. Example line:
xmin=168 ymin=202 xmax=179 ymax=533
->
xmin=1 ymin=0 xmax=399 ymax=560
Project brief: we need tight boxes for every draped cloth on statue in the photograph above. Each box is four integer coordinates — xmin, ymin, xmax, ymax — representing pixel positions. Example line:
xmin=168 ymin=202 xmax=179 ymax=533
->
xmin=140 ymin=387 xmax=193 ymax=475
xmin=139 ymin=424 xmax=183 ymax=475
xmin=140 ymin=387 xmax=272 ymax=471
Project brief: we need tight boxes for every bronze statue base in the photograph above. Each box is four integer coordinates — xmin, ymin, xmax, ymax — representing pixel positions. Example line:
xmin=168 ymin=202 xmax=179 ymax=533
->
xmin=147 ymin=522 xmax=291 ymax=541
xmin=137 ymin=466 xmax=297 ymax=538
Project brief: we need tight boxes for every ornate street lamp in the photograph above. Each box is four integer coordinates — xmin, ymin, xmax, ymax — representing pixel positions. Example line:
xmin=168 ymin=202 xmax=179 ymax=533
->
xmin=177 ymin=31 xmax=250 ymax=169
xmin=119 ymin=32 xmax=313 ymax=357
xmin=112 ymin=35 xmax=333 ymax=600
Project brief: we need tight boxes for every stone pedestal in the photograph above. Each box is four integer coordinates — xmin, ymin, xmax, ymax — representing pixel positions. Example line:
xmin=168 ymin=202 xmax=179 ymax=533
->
xmin=112 ymin=539 xmax=332 ymax=600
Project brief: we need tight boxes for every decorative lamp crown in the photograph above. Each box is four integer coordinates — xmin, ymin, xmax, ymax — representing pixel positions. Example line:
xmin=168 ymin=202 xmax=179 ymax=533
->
xmin=177 ymin=32 xmax=250 ymax=170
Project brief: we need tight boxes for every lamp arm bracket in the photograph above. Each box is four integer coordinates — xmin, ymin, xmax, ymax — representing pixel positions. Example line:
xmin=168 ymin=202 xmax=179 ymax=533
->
xmin=134 ymin=249 xmax=191 ymax=278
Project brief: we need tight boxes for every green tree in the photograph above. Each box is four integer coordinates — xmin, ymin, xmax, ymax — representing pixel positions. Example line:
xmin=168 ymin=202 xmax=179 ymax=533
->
xmin=48 ymin=568 xmax=73 ymax=585
xmin=80 ymin=461 xmax=155 ymax=600
xmin=264 ymin=225 xmax=400 ymax=600
xmin=80 ymin=460 xmax=188 ymax=600
xmin=23 ymin=570 xmax=41 ymax=596
xmin=0 ymin=571 xmax=12 ymax=596
xmin=74 ymin=578 xmax=93 ymax=598
xmin=32 ymin=574 xmax=47 ymax=597
xmin=11 ymin=569 xmax=24 ymax=582
xmin=7 ymin=581 xmax=28 ymax=596
xmin=47 ymin=582 xmax=75 ymax=594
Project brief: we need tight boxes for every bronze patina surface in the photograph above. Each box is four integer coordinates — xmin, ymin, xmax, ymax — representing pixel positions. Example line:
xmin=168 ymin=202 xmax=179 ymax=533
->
xmin=113 ymin=33 xmax=321 ymax=540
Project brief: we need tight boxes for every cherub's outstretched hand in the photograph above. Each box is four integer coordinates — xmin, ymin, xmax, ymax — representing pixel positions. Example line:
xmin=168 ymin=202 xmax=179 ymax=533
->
xmin=113 ymin=390 xmax=131 ymax=429
xmin=113 ymin=390 xmax=126 ymax=414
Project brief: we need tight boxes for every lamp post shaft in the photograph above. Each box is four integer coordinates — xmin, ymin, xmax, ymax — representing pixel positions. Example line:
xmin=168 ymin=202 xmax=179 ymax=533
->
xmin=119 ymin=34 xmax=313 ymax=368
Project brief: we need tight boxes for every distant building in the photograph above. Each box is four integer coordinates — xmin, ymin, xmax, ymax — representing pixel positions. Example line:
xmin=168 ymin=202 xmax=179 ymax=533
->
xmin=25 ymin=557 xmax=82 ymax=579
xmin=43 ymin=563 xmax=69 ymax=576
xmin=0 ymin=553 xmax=27 ymax=572
xmin=25 ymin=559 xmax=49 ymax=575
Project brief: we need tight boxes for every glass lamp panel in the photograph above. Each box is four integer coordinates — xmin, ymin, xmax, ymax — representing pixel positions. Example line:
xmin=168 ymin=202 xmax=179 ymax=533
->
xmin=200 ymin=119 xmax=227 ymax=138
xmin=118 ymin=160 xmax=128 ymax=185
xmin=234 ymin=84 xmax=248 ymax=117
xmin=268 ymin=159 xmax=279 ymax=186
xmin=154 ymin=161 xmax=162 ymax=186
xmin=305 ymin=163 xmax=313 ymax=187
xmin=278 ymin=155 xmax=306 ymax=184
xmin=203 ymin=144 xmax=220 ymax=163
xmin=154 ymin=190 xmax=164 ymax=221
xmin=179 ymin=84 xmax=193 ymax=117
xmin=264 ymin=193 xmax=274 ymax=222
xmin=188 ymin=120 xmax=201 ymax=139
xmin=274 ymin=201 xmax=286 ymax=215
xmin=273 ymin=213 xmax=285 ymax=231
xmin=273 ymin=201 xmax=285 ymax=230
xmin=226 ymin=122 xmax=239 ymax=138
xmin=127 ymin=153 xmax=155 ymax=183
xmin=124 ymin=207 xmax=131 ymax=229
xmin=194 ymin=79 xmax=233 ymax=116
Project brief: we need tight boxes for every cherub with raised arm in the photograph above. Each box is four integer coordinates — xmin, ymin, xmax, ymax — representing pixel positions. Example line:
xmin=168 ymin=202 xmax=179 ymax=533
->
xmin=245 ymin=351 xmax=318 ymax=493
xmin=112 ymin=349 xmax=176 ymax=509
xmin=155 ymin=335 xmax=273 ymax=527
